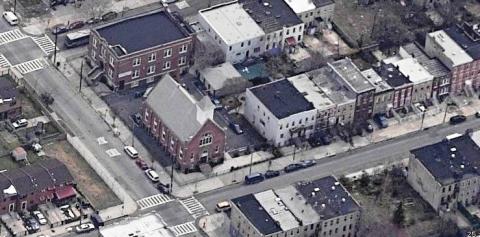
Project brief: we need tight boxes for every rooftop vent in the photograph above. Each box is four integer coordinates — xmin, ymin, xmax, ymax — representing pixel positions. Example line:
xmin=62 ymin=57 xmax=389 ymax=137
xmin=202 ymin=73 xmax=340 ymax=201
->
xmin=263 ymin=2 xmax=270 ymax=7
xmin=331 ymin=186 xmax=336 ymax=191
xmin=321 ymin=203 xmax=326 ymax=208
xmin=341 ymin=198 xmax=346 ymax=203
xmin=461 ymin=164 xmax=465 ymax=169
xmin=334 ymin=182 xmax=340 ymax=186
xmin=450 ymin=147 xmax=457 ymax=152
xmin=314 ymin=187 xmax=320 ymax=192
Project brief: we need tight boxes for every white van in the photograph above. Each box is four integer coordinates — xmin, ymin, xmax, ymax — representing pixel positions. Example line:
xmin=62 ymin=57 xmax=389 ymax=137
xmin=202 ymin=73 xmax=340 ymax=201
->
xmin=2 ymin=11 xmax=18 ymax=26
xmin=123 ymin=146 xmax=139 ymax=159
xmin=145 ymin=169 xmax=159 ymax=182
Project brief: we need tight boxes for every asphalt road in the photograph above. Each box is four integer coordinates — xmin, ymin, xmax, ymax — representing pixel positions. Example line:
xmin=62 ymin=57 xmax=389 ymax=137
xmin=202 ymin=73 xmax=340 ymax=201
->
xmin=196 ymin=117 xmax=480 ymax=212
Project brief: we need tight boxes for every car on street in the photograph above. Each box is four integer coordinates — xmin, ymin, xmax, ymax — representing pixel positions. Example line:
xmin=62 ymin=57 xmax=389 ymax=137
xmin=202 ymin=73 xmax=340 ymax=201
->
xmin=284 ymin=163 xmax=303 ymax=173
xmin=124 ymin=146 xmax=139 ymax=159
xmin=68 ymin=20 xmax=85 ymax=30
xmin=476 ymin=111 xmax=480 ymax=118
xmin=102 ymin=11 xmax=118 ymax=21
xmin=145 ymin=169 xmax=160 ymax=182
xmin=230 ymin=123 xmax=244 ymax=134
xmin=12 ymin=118 xmax=28 ymax=129
xmin=135 ymin=158 xmax=149 ymax=170
xmin=32 ymin=211 xmax=47 ymax=225
xmin=264 ymin=170 xmax=280 ymax=179
xmin=244 ymin=173 xmax=264 ymax=185
xmin=86 ymin=17 xmax=101 ymax=25
xmin=2 ymin=11 xmax=18 ymax=25
xmin=215 ymin=201 xmax=231 ymax=212
xmin=157 ymin=183 xmax=170 ymax=194
xmin=75 ymin=223 xmax=95 ymax=233
xmin=51 ymin=24 xmax=68 ymax=35
xmin=449 ymin=115 xmax=467 ymax=125
xmin=132 ymin=113 xmax=142 ymax=125
xmin=299 ymin=159 xmax=317 ymax=168
xmin=25 ymin=217 xmax=40 ymax=233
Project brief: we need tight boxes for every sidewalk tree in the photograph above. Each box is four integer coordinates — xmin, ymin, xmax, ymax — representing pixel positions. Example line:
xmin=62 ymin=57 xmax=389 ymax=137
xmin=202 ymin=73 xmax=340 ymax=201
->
xmin=194 ymin=40 xmax=225 ymax=70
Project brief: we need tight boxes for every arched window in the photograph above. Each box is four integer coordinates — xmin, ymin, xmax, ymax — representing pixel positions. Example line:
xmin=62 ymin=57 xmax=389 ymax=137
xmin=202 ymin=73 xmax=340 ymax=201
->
xmin=199 ymin=133 xmax=213 ymax=146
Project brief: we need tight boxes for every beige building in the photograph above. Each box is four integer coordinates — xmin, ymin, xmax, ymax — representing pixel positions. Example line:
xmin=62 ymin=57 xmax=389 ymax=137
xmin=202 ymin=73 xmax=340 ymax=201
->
xmin=283 ymin=0 xmax=335 ymax=32
xmin=230 ymin=176 xmax=361 ymax=237
xmin=407 ymin=131 xmax=480 ymax=215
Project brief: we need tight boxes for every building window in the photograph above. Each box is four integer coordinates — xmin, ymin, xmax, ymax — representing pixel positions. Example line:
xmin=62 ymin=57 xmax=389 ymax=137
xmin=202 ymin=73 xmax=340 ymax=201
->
xmin=132 ymin=70 xmax=140 ymax=79
xmin=199 ymin=133 xmax=213 ymax=146
xmin=148 ymin=53 xmax=156 ymax=62
xmin=108 ymin=68 xmax=113 ymax=78
xmin=241 ymin=42 xmax=244 ymax=47
xmin=298 ymin=35 xmax=302 ymax=41
xmin=147 ymin=65 xmax=156 ymax=75
xmin=286 ymin=29 xmax=290 ymax=35
xmin=109 ymin=56 xmax=114 ymax=65
xmin=133 ymin=58 xmax=141 ymax=66
xmin=180 ymin=44 xmax=188 ymax=53
xmin=178 ymin=56 xmax=187 ymax=66
xmin=164 ymin=48 xmax=172 ymax=58
xmin=92 ymin=38 xmax=97 ymax=47
xmin=248 ymin=40 xmax=251 ymax=46
xmin=215 ymin=145 xmax=219 ymax=153
xmin=163 ymin=61 xmax=171 ymax=70
xmin=229 ymin=46 xmax=232 ymax=51
xmin=101 ymin=47 xmax=106 ymax=57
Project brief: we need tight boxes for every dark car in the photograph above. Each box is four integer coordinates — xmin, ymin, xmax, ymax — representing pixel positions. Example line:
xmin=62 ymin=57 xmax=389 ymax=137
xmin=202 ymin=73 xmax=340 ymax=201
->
xmin=102 ymin=11 xmax=118 ymax=21
xmin=86 ymin=17 xmax=101 ymax=25
xmin=52 ymin=24 xmax=68 ymax=35
xmin=449 ymin=115 xmax=467 ymax=125
xmin=68 ymin=20 xmax=85 ymax=30
xmin=157 ymin=183 xmax=170 ymax=194
xmin=25 ymin=217 xmax=40 ymax=233
xmin=299 ymin=159 xmax=316 ymax=168
xmin=230 ymin=123 xmax=244 ymax=134
xmin=284 ymin=164 xmax=303 ymax=173
xmin=135 ymin=158 xmax=149 ymax=170
xmin=132 ymin=113 xmax=142 ymax=125
xmin=134 ymin=91 xmax=144 ymax=98
xmin=264 ymin=170 xmax=280 ymax=179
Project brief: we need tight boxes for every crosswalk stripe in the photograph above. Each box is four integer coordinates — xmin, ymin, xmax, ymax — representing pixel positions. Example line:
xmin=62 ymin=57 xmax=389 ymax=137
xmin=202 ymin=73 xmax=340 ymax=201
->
xmin=12 ymin=59 xmax=46 ymax=74
xmin=179 ymin=196 xmax=209 ymax=219
xmin=168 ymin=221 xmax=197 ymax=236
xmin=0 ymin=29 xmax=27 ymax=46
xmin=0 ymin=54 xmax=11 ymax=68
xmin=136 ymin=194 xmax=173 ymax=210
xmin=32 ymin=35 xmax=58 ymax=55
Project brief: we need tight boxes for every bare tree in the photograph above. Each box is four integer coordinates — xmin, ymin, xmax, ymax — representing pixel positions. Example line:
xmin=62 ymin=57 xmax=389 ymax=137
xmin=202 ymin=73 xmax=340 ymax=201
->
xmin=194 ymin=40 xmax=225 ymax=70
xmin=79 ymin=0 xmax=112 ymax=19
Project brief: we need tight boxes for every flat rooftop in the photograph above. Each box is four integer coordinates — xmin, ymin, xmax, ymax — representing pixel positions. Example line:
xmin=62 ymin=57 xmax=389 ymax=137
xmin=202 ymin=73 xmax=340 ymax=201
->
xmin=288 ymin=74 xmax=335 ymax=111
xmin=330 ymin=58 xmax=375 ymax=93
xmin=307 ymin=67 xmax=356 ymax=105
xmin=295 ymin=176 xmax=361 ymax=220
xmin=428 ymin=30 xmax=473 ymax=67
xmin=232 ymin=194 xmax=281 ymax=235
xmin=240 ymin=0 xmax=303 ymax=33
xmin=275 ymin=185 xmax=320 ymax=226
xmin=392 ymin=58 xmax=434 ymax=85
xmin=99 ymin=213 xmax=173 ymax=237
xmin=411 ymin=132 xmax=480 ymax=186
xmin=375 ymin=63 xmax=411 ymax=88
xmin=249 ymin=79 xmax=315 ymax=119
xmin=361 ymin=68 xmax=392 ymax=93
xmin=313 ymin=0 xmax=335 ymax=7
xmin=96 ymin=11 xmax=189 ymax=55
xmin=444 ymin=24 xmax=480 ymax=60
xmin=255 ymin=190 xmax=299 ymax=231
xmin=283 ymin=0 xmax=316 ymax=14
xmin=199 ymin=2 xmax=264 ymax=45
xmin=401 ymin=43 xmax=450 ymax=78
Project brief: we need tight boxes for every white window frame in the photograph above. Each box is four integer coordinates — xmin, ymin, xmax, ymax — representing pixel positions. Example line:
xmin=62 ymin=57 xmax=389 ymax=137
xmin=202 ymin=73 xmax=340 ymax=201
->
xmin=92 ymin=38 xmax=97 ymax=47
xmin=91 ymin=50 xmax=96 ymax=59
xmin=163 ymin=48 xmax=172 ymax=58
xmin=163 ymin=61 xmax=171 ymax=70
xmin=132 ymin=69 xmax=140 ymax=79
xmin=108 ymin=68 xmax=113 ymax=78
xmin=148 ymin=53 xmax=157 ymax=62
xmin=109 ymin=56 xmax=114 ymax=66
xmin=133 ymin=58 xmax=141 ymax=67
xmin=180 ymin=44 xmax=188 ymax=54
xmin=178 ymin=56 xmax=187 ymax=66
xmin=147 ymin=65 xmax=156 ymax=75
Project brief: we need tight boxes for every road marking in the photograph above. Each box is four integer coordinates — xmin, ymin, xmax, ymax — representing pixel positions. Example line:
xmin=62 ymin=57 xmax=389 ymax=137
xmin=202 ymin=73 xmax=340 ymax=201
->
xmin=168 ymin=221 xmax=197 ymax=236
xmin=0 ymin=29 xmax=27 ymax=46
xmin=32 ymin=35 xmax=57 ymax=55
xmin=97 ymin=137 xmax=108 ymax=145
xmin=136 ymin=194 xmax=173 ymax=210
xmin=179 ymin=196 xmax=209 ymax=219
xmin=105 ymin=148 xmax=121 ymax=157
xmin=12 ymin=58 xmax=46 ymax=74
xmin=0 ymin=54 xmax=11 ymax=68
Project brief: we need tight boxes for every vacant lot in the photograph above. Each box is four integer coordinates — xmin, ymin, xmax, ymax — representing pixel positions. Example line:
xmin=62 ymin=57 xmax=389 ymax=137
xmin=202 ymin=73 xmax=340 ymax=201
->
xmin=341 ymin=168 xmax=447 ymax=237
xmin=44 ymin=141 xmax=121 ymax=210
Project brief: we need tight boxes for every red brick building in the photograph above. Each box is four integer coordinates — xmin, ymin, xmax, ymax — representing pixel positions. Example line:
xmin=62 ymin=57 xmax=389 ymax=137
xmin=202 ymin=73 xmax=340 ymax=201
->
xmin=0 ymin=159 xmax=75 ymax=215
xmin=375 ymin=62 xmax=413 ymax=111
xmin=88 ymin=10 xmax=194 ymax=90
xmin=142 ymin=75 xmax=226 ymax=172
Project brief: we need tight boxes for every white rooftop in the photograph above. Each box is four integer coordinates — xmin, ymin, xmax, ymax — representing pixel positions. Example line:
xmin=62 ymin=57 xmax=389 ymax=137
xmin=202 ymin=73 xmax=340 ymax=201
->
xmin=199 ymin=2 xmax=265 ymax=45
xmin=275 ymin=186 xmax=320 ymax=226
xmin=288 ymin=74 xmax=335 ymax=111
xmin=200 ymin=62 xmax=243 ymax=90
xmin=283 ymin=0 xmax=316 ymax=14
xmin=254 ymin=190 xmax=299 ymax=231
xmin=471 ymin=130 xmax=480 ymax=148
xmin=392 ymin=58 xmax=434 ymax=85
xmin=99 ymin=213 xmax=173 ymax=237
xmin=428 ymin=30 xmax=473 ymax=67
xmin=361 ymin=69 xmax=392 ymax=92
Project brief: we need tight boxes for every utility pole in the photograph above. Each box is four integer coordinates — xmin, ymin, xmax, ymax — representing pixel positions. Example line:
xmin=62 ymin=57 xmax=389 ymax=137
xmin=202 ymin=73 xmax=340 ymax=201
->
xmin=442 ymin=97 xmax=450 ymax=123
xmin=170 ymin=155 xmax=174 ymax=194
xmin=79 ymin=59 xmax=84 ymax=92
xmin=248 ymin=146 xmax=254 ymax=176
xmin=419 ymin=110 xmax=426 ymax=130
xmin=292 ymin=144 xmax=297 ymax=161
xmin=53 ymin=28 xmax=58 ymax=66
xmin=13 ymin=0 xmax=17 ymax=15
xmin=131 ymin=119 xmax=135 ymax=147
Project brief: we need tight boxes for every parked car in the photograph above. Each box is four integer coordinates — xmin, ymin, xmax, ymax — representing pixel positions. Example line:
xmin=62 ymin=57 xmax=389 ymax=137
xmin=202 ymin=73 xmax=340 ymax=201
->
xmin=134 ymin=91 xmax=144 ymax=98
xmin=157 ymin=183 xmax=170 ymax=194
xmin=68 ymin=20 xmax=85 ymax=30
xmin=86 ymin=17 xmax=101 ymax=25
xmin=475 ymin=111 xmax=480 ymax=118
xmin=124 ymin=146 xmax=139 ymax=159
xmin=12 ymin=118 xmax=28 ymax=129
xmin=299 ymin=159 xmax=316 ymax=168
xmin=32 ymin=211 xmax=47 ymax=225
xmin=145 ymin=169 xmax=160 ymax=182
xmin=244 ymin=173 xmax=264 ymax=185
xmin=449 ymin=115 xmax=467 ymax=125
xmin=230 ymin=123 xmax=244 ymax=134
xmin=51 ymin=24 xmax=68 ymax=35
xmin=101 ymin=11 xmax=118 ymax=21
xmin=284 ymin=164 xmax=303 ymax=173
xmin=132 ymin=113 xmax=142 ymax=125
xmin=135 ymin=158 xmax=149 ymax=170
xmin=264 ymin=170 xmax=280 ymax=179
xmin=374 ymin=114 xmax=388 ymax=128
xmin=2 ymin=11 xmax=18 ymax=26
xmin=75 ymin=223 xmax=95 ymax=233
xmin=215 ymin=201 xmax=231 ymax=212
xmin=25 ymin=217 xmax=40 ymax=233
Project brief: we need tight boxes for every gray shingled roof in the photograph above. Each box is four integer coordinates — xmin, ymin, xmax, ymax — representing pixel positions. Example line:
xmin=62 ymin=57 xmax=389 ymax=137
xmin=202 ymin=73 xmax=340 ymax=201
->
xmin=146 ymin=75 xmax=216 ymax=142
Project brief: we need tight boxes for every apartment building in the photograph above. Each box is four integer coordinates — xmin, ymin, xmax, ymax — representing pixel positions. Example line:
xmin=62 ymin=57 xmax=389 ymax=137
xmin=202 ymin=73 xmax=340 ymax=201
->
xmin=392 ymin=57 xmax=434 ymax=104
xmin=282 ymin=0 xmax=335 ymax=31
xmin=142 ymin=75 xmax=226 ymax=172
xmin=88 ymin=10 xmax=194 ymax=90
xmin=374 ymin=62 xmax=413 ymax=112
xmin=230 ymin=176 xmax=361 ymax=237
xmin=407 ymin=131 xmax=480 ymax=215
xmin=362 ymin=68 xmax=394 ymax=116
xmin=425 ymin=22 xmax=480 ymax=96
xmin=245 ymin=79 xmax=317 ymax=147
